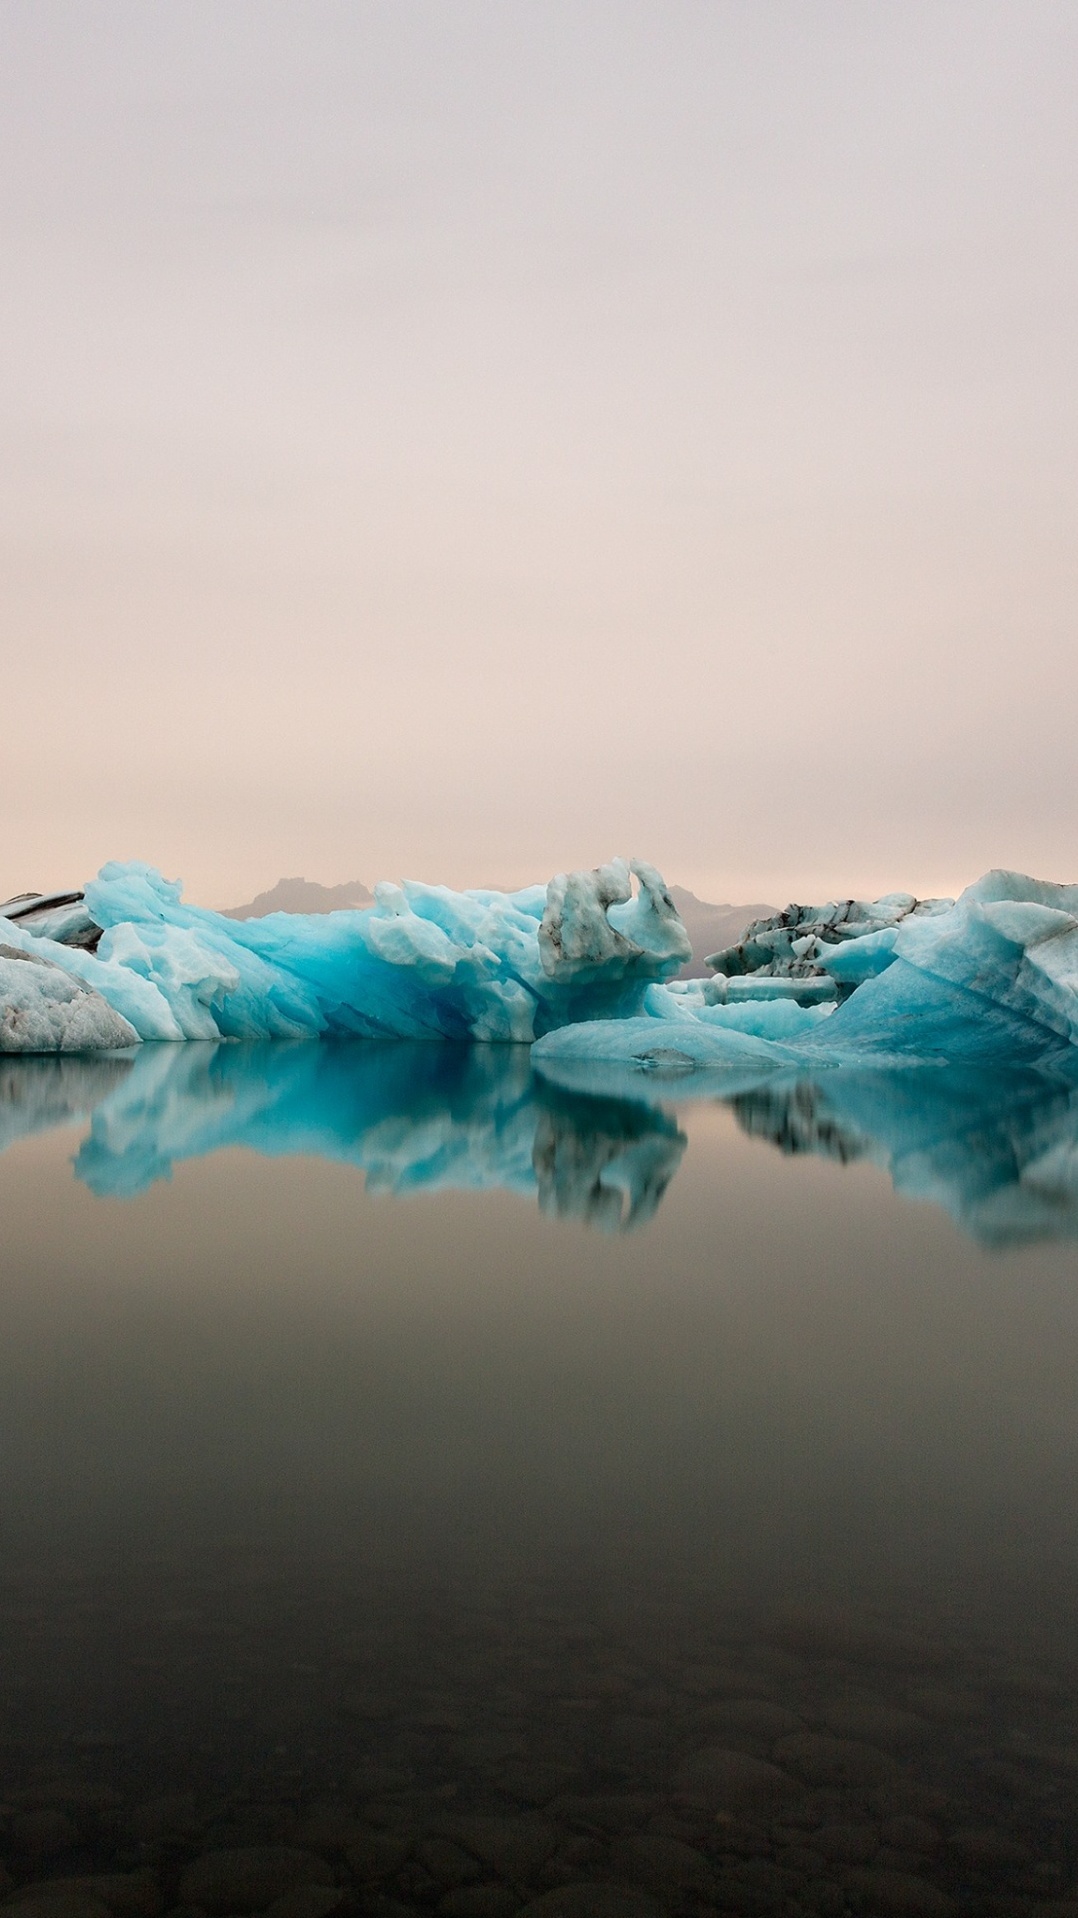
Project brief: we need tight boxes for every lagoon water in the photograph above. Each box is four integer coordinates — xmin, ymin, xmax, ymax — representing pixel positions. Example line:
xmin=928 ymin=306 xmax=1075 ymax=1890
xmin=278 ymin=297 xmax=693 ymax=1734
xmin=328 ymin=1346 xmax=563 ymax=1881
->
xmin=1 ymin=1043 xmax=1077 ymax=1914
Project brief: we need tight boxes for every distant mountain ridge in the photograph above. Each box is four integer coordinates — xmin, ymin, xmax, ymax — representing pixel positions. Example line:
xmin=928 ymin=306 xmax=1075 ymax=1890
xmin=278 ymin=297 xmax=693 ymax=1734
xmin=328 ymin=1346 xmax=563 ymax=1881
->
xmin=222 ymin=875 xmax=773 ymax=974
xmin=222 ymin=877 xmax=374 ymax=919
xmin=667 ymin=887 xmax=777 ymax=978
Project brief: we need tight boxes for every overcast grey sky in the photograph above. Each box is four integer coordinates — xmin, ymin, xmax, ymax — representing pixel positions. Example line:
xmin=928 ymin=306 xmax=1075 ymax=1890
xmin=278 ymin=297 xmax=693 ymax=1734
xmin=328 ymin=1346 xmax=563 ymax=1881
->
xmin=3 ymin=2 xmax=1076 ymax=905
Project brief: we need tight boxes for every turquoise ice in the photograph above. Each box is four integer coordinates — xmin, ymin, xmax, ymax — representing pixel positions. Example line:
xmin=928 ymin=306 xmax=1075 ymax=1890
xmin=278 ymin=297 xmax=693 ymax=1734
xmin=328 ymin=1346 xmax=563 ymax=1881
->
xmin=533 ymin=870 xmax=1078 ymax=1081
xmin=0 ymin=856 xmax=690 ymax=1048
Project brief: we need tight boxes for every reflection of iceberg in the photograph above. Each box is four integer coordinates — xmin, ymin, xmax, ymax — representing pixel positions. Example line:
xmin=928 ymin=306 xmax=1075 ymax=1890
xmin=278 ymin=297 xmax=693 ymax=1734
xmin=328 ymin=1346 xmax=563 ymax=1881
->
xmin=6 ymin=1040 xmax=1078 ymax=1245
xmin=535 ymin=1042 xmax=1078 ymax=1248
xmin=0 ymin=1043 xmax=686 ymax=1232
xmin=533 ymin=1089 xmax=685 ymax=1231
xmin=728 ymin=1067 xmax=1078 ymax=1248
xmin=0 ymin=1051 xmax=133 ymax=1156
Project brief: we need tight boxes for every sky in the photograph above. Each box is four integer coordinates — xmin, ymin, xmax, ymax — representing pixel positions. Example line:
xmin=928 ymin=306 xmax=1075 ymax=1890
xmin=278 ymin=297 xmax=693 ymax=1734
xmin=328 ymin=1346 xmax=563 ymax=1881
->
xmin=2 ymin=1 xmax=1077 ymax=908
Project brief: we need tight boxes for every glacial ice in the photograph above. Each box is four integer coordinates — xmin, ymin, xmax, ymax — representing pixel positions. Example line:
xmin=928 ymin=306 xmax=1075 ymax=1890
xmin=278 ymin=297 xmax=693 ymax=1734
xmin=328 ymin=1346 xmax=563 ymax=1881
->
xmin=533 ymin=870 xmax=1078 ymax=1080
xmin=706 ymin=890 xmax=953 ymax=982
xmin=0 ymin=857 xmax=690 ymax=1050
xmin=0 ymin=944 xmax=138 ymax=1054
xmin=7 ymin=859 xmax=1078 ymax=1081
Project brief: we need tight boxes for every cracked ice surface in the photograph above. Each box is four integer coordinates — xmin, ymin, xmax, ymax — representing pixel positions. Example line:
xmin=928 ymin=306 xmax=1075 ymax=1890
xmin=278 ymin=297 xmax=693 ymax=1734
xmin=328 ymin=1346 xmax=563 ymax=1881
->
xmin=0 ymin=857 xmax=690 ymax=1050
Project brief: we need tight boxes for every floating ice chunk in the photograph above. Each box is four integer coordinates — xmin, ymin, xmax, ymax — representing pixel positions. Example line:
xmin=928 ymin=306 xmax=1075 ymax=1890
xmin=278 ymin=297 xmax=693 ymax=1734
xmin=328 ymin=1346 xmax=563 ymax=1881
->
xmin=707 ymin=890 xmax=952 ymax=980
xmin=705 ymin=974 xmax=838 ymax=1005
xmin=0 ymin=889 xmax=102 ymax=949
xmin=814 ymin=927 xmax=902 ymax=985
xmin=541 ymin=870 xmax=1078 ymax=1079
xmin=0 ymin=914 xmax=185 ymax=1041
xmin=539 ymin=858 xmax=690 ymax=980
xmin=0 ymin=856 xmax=687 ymax=1045
xmin=0 ymin=944 xmax=138 ymax=1053
xmin=533 ymin=1011 xmax=804 ymax=1087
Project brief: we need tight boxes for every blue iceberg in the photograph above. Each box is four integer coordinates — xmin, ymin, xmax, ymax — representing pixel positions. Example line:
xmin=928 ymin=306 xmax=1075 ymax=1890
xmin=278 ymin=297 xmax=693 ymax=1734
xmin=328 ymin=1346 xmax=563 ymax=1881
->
xmin=7 ymin=859 xmax=1078 ymax=1084
xmin=0 ymin=857 xmax=690 ymax=1049
xmin=533 ymin=870 xmax=1078 ymax=1081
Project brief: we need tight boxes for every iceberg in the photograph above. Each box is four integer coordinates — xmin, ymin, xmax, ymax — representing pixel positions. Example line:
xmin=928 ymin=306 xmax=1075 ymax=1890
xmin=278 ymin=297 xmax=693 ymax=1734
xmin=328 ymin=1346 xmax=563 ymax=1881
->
xmin=7 ymin=857 xmax=1078 ymax=1079
xmin=0 ymin=943 xmax=138 ymax=1054
xmin=0 ymin=888 xmax=102 ymax=950
xmin=533 ymin=870 xmax=1078 ymax=1080
xmin=0 ymin=857 xmax=690 ymax=1051
xmin=706 ymin=890 xmax=952 ymax=987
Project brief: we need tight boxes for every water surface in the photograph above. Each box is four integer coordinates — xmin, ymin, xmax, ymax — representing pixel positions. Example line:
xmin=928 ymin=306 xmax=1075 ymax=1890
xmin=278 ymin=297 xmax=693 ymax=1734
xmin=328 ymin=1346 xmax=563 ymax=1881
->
xmin=0 ymin=1043 xmax=1076 ymax=1912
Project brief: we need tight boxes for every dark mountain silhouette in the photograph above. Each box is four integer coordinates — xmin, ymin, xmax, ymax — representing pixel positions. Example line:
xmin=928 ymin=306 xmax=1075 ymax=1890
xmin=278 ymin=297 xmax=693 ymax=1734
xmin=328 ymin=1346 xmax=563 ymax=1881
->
xmin=222 ymin=877 xmax=374 ymax=919
xmin=667 ymin=887 xmax=777 ymax=978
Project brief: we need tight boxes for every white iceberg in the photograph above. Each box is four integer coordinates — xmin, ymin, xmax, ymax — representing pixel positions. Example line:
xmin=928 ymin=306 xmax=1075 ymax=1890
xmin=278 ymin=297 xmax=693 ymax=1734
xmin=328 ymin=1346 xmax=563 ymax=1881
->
xmin=0 ymin=944 xmax=138 ymax=1054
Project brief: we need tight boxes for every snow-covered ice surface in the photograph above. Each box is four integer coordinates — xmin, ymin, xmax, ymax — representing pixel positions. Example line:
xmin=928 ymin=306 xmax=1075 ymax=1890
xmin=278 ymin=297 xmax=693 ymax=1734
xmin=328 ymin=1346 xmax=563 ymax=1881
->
xmin=0 ymin=857 xmax=690 ymax=1049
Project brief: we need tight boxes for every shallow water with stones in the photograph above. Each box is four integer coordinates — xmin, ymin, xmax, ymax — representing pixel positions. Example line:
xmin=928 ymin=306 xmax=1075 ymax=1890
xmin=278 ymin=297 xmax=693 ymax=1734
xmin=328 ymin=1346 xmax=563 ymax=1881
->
xmin=0 ymin=1044 xmax=1077 ymax=1918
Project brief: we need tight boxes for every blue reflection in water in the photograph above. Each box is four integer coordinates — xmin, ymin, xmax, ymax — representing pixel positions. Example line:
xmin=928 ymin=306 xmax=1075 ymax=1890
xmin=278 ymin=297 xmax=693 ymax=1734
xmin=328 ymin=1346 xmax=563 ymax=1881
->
xmin=3 ymin=1040 xmax=1078 ymax=1242
xmin=0 ymin=1043 xmax=685 ymax=1231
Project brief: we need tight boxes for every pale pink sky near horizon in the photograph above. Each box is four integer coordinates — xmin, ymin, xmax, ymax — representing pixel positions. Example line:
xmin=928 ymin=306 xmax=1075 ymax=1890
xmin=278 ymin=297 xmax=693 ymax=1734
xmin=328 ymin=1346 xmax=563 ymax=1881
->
xmin=3 ymin=2 xmax=1077 ymax=911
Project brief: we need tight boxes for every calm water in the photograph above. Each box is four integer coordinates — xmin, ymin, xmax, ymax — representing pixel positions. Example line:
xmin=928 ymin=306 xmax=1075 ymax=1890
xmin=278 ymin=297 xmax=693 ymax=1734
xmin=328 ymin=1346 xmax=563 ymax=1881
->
xmin=1 ymin=1043 xmax=1077 ymax=1915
